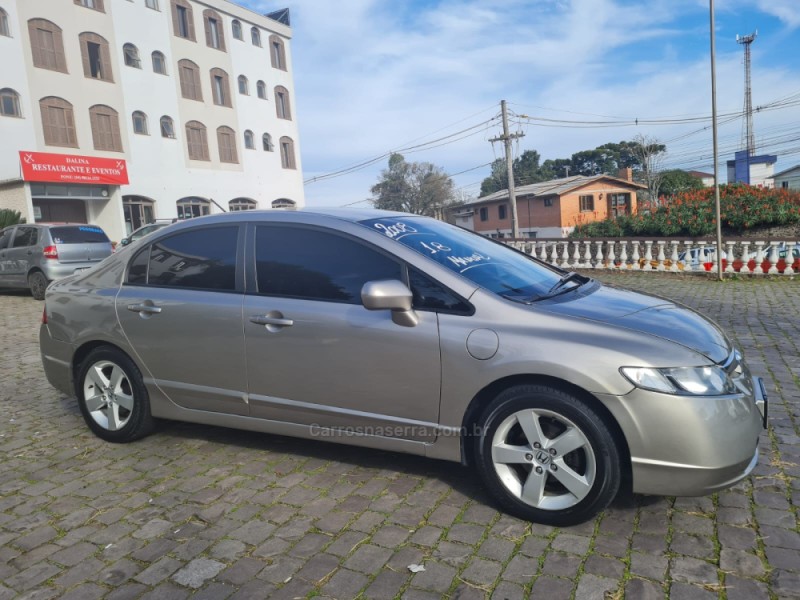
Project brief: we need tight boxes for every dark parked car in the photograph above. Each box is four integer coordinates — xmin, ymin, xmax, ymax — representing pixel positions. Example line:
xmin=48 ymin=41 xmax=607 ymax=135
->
xmin=0 ymin=223 xmax=113 ymax=299
xmin=39 ymin=210 xmax=766 ymax=525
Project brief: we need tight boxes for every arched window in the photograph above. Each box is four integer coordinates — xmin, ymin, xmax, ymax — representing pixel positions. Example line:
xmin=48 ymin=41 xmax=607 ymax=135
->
xmin=274 ymin=85 xmax=290 ymax=120
xmin=89 ymin=104 xmax=122 ymax=151
xmin=279 ymin=136 xmax=296 ymax=169
xmin=203 ymin=8 xmax=225 ymax=51
xmin=229 ymin=198 xmax=256 ymax=211
xmin=160 ymin=115 xmax=175 ymax=138
xmin=123 ymin=43 xmax=141 ymax=68
xmin=170 ymin=0 xmax=195 ymax=41
xmin=271 ymin=198 xmax=296 ymax=209
xmin=250 ymin=26 xmax=261 ymax=47
xmin=132 ymin=111 xmax=148 ymax=135
xmin=0 ymin=88 xmax=21 ymax=118
xmin=231 ymin=19 xmax=242 ymax=40
xmin=217 ymin=126 xmax=238 ymax=164
xmin=28 ymin=19 xmax=67 ymax=72
xmin=256 ymin=80 xmax=267 ymax=100
xmin=176 ymin=197 xmax=209 ymax=220
xmin=237 ymin=75 xmax=248 ymax=95
xmin=145 ymin=0 xmax=159 ymax=10
xmin=123 ymin=196 xmax=156 ymax=234
xmin=244 ymin=130 xmax=254 ymax=150
xmin=185 ymin=121 xmax=209 ymax=160
xmin=210 ymin=68 xmax=231 ymax=107
xmin=178 ymin=59 xmax=202 ymax=101
xmin=74 ymin=0 xmax=105 ymax=11
xmin=79 ymin=32 xmax=113 ymax=81
xmin=1 ymin=8 xmax=11 ymax=37
xmin=262 ymin=133 xmax=273 ymax=152
xmin=269 ymin=34 xmax=286 ymax=70
xmin=39 ymin=97 xmax=77 ymax=147
xmin=151 ymin=51 xmax=167 ymax=74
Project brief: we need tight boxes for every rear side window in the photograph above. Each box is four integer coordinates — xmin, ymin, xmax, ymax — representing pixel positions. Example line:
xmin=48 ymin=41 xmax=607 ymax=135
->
xmin=146 ymin=226 xmax=238 ymax=291
xmin=49 ymin=226 xmax=109 ymax=244
xmin=255 ymin=226 xmax=402 ymax=303
xmin=11 ymin=227 xmax=38 ymax=248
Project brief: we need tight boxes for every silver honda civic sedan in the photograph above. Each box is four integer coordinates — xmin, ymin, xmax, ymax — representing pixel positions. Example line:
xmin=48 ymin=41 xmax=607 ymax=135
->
xmin=40 ymin=209 xmax=767 ymax=525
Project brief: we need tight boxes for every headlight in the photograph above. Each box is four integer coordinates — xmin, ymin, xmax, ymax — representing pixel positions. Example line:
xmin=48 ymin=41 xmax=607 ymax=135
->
xmin=621 ymin=366 xmax=736 ymax=396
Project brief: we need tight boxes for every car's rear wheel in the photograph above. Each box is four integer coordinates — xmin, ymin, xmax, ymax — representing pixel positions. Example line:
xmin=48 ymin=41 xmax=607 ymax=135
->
xmin=28 ymin=271 xmax=48 ymax=301
xmin=474 ymin=384 xmax=620 ymax=526
xmin=76 ymin=347 xmax=153 ymax=443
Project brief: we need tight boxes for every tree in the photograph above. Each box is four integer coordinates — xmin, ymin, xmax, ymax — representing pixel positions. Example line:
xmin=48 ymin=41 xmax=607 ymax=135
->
xmin=0 ymin=209 xmax=24 ymax=229
xmin=631 ymin=134 xmax=667 ymax=204
xmin=658 ymin=170 xmax=704 ymax=198
xmin=479 ymin=150 xmax=551 ymax=196
xmin=370 ymin=153 xmax=457 ymax=218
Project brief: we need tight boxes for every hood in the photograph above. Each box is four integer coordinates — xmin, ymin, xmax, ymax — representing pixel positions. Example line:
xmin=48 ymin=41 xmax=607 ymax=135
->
xmin=538 ymin=283 xmax=730 ymax=363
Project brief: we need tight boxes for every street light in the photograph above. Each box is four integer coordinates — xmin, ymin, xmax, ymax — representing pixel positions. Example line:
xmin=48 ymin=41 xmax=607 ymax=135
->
xmin=709 ymin=0 xmax=724 ymax=280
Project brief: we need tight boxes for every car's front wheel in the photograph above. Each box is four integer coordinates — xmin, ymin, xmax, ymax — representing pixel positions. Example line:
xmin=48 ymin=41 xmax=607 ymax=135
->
xmin=474 ymin=384 xmax=621 ymax=526
xmin=76 ymin=347 xmax=153 ymax=443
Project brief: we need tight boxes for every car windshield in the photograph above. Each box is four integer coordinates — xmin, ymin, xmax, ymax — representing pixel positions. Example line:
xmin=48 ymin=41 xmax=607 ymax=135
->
xmin=360 ymin=216 xmax=575 ymax=302
xmin=49 ymin=226 xmax=110 ymax=244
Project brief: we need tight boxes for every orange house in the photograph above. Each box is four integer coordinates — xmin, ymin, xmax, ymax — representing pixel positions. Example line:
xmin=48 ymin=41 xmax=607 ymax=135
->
xmin=453 ymin=170 xmax=646 ymax=239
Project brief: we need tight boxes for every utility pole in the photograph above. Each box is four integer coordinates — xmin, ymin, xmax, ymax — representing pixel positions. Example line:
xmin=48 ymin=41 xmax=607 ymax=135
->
xmin=564 ymin=166 xmax=570 ymax=178
xmin=489 ymin=100 xmax=524 ymax=238
xmin=710 ymin=1 xmax=723 ymax=281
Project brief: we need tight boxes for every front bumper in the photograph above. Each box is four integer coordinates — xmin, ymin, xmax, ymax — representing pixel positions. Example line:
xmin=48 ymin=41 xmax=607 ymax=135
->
xmin=599 ymin=376 xmax=767 ymax=497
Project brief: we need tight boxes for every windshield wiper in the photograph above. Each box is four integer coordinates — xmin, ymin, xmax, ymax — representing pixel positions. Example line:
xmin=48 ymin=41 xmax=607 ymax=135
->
xmin=527 ymin=271 xmax=589 ymax=302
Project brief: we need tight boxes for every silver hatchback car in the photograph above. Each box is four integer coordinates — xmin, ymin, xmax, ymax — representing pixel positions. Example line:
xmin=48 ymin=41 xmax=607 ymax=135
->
xmin=0 ymin=223 xmax=113 ymax=300
xmin=40 ymin=210 xmax=767 ymax=525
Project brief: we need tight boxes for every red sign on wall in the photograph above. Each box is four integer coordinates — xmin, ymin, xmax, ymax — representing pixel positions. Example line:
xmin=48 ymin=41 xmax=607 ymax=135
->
xmin=19 ymin=151 xmax=129 ymax=185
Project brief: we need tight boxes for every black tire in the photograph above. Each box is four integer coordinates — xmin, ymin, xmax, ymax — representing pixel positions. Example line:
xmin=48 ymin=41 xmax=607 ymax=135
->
xmin=76 ymin=346 xmax=153 ymax=443
xmin=28 ymin=271 xmax=48 ymax=301
xmin=474 ymin=384 xmax=620 ymax=526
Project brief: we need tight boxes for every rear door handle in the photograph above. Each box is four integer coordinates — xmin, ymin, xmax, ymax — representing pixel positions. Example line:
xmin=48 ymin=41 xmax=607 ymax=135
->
xmin=249 ymin=315 xmax=293 ymax=327
xmin=127 ymin=303 xmax=162 ymax=315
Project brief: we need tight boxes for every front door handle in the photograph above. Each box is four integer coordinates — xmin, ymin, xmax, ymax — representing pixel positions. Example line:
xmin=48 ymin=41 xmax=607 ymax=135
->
xmin=250 ymin=315 xmax=293 ymax=327
xmin=127 ymin=303 xmax=162 ymax=315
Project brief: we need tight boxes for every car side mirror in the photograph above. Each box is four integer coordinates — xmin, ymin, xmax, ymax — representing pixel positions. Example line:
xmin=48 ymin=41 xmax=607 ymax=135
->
xmin=361 ymin=279 xmax=418 ymax=327
xmin=119 ymin=238 xmax=130 ymax=246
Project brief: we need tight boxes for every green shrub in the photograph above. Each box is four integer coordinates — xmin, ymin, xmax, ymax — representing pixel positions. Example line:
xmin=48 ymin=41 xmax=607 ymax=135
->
xmin=0 ymin=209 xmax=25 ymax=229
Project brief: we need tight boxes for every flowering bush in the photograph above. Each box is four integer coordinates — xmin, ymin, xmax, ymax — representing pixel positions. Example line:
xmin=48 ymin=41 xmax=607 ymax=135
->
xmin=571 ymin=184 xmax=800 ymax=238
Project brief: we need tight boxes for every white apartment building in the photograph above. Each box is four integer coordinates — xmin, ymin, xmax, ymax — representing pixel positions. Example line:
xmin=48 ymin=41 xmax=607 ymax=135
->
xmin=0 ymin=0 xmax=304 ymax=241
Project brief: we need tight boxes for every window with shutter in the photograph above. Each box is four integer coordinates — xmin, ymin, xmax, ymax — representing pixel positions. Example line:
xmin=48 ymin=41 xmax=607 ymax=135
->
xmin=178 ymin=60 xmax=202 ymax=101
xmin=171 ymin=0 xmax=195 ymax=41
xmin=79 ymin=32 xmax=113 ymax=82
xmin=269 ymin=35 xmax=286 ymax=70
xmin=28 ymin=20 xmax=68 ymax=73
xmin=40 ymin=97 xmax=77 ymax=147
xmin=1 ymin=8 xmax=10 ymax=37
xmin=274 ymin=86 xmax=291 ymax=120
xmin=186 ymin=121 xmax=209 ymax=161
xmin=217 ymin=126 xmax=238 ymax=163
xmin=279 ymin=136 xmax=295 ymax=169
xmin=210 ymin=68 xmax=231 ymax=107
xmin=90 ymin=104 xmax=122 ymax=152
xmin=203 ymin=9 xmax=225 ymax=51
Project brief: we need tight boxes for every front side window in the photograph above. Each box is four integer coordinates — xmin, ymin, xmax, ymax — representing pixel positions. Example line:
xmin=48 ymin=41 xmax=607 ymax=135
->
xmin=151 ymin=51 xmax=167 ymax=74
xmin=28 ymin=19 xmax=68 ymax=73
xmin=40 ymin=97 xmax=77 ymax=147
xmin=136 ymin=226 xmax=238 ymax=291
xmin=123 ymin=43 xmax=141 ymax=68
xmin=361 ymin=216 xmax=564 ymax=303
xmin=231 ymin=19 xmax=242 ymax=40
xmin=171 ymin=0 xmax=195 ymax=41
xmin=178 ymin=59 xmax=202 ymax=101
xmin=89 ymin=104 xmax=123 ymax=151
xmin=185 ymin=121 xmax=209 ymax=160
xmin=160 ymin=115 xmax=175 ymax=138
xmin=217 ymin=126 xmax=238 ymax=164
xmin=255 ymin=226 xmax=402 ymax=304
xmin=203 ymin=9 xmax=225 ymax=51
xmin=250 ymin=27 xmax=261 ymax=46
xmin=132 ymin=111 xmax=148 ymax=135
xmin=80 ymin=32 xmax=113 ymax=81
xmin=579 ymin=194 xmax=594 ymax=212
xmin=0 ymin=88 xmax=21 ymax=118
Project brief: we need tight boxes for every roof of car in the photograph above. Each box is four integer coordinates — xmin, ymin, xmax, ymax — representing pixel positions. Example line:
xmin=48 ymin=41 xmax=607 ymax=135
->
xmin=182 ymin=207 xmax=418 ymax=224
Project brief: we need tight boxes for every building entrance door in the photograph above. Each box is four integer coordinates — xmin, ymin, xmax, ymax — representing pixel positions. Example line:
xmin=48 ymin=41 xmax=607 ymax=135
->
xmin=123 ymin=196 xmax=156 ymax=234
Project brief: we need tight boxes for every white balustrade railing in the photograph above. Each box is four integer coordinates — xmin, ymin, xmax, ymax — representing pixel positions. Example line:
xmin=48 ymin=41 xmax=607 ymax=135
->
xmin=504 ymin=238 xmax=799 ymax=276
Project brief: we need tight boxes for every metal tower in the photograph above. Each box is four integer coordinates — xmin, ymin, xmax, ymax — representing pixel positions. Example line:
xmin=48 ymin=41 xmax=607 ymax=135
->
xmin=736 ymin=30 xmax=757 ymax=156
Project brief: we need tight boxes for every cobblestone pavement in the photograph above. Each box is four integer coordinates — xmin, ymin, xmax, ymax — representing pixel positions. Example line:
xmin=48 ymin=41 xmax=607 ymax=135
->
xmin=0 ymin=274 xmax=798 ymax=600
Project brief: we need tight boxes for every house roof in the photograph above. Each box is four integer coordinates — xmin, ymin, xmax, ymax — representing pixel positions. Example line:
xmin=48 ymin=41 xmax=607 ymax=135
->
xmin=773 ymin=164 xmax=800 ymax=178
xmin=687 ymin=170 xmax=714 ymax=178
xmin=466 ymin=174 xmax=646 ymax=206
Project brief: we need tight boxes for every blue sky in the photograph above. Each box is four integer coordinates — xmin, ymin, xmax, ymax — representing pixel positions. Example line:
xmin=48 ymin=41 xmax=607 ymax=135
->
xmin=239 ymin=0 xmax=800 ymax=206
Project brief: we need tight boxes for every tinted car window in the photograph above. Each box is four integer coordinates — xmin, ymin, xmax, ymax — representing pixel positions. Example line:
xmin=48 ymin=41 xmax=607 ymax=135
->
xmin=49 ymin=226 xmax=110 ymax=244
xmin=256 ymin=226 xmax=402 ymax=303
xmin=360 ymin=217 xmax=563 ymax=302
xmin=148 ymin=226 xmax=238 ymax=291
xmin=0 ymin=229 xmax=11 ymax=250
xmin=127 ymin=246 xmax=150 ymax=284
xmin=409 ymin=269 xmax=471 ymax=313
xmin=11 ymin=227 xmax=38 ymax=248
